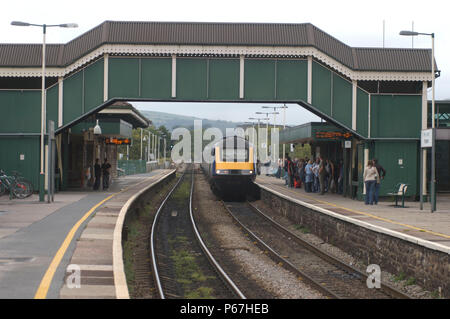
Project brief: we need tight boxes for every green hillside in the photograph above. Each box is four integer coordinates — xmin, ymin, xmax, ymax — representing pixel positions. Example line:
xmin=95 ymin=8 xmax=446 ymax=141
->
xmin=140 ymin=110 xmax=243 ymax=132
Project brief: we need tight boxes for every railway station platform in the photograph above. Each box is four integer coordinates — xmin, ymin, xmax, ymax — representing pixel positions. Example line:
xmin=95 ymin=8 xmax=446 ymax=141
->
xmin=0 ymin=169 xmax=174 ymax=299
xmin=255 ymin=175 xmax=450 ymax=249
xmin=255 ymin=175 xmax=450 ymax=296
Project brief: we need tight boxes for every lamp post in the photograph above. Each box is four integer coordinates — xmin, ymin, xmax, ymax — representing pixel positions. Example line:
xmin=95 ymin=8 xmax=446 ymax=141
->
xmin=140 ymin=128 xmax=143 ymax=160
xmin=400 ymin=30 xmax=436 ymax=212
xmin=263 ymin=105 xmax=287 ymax=162
xmin=249 ymin=117 xmax=269 ymax=161
xmin=143 ymin=134 xmax=148 ymax=162
xmin=256 ymin=111 xmax=278 ymax=161
xmin=11 ymin=21 xmax=78 ymax=202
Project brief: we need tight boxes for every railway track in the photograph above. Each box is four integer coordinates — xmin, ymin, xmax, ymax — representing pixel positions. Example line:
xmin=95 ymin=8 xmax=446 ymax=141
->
xmin=150 ymin=167 xmax=246 ymax=299
xmin=222 ymin=200 xmax=412 ymax=299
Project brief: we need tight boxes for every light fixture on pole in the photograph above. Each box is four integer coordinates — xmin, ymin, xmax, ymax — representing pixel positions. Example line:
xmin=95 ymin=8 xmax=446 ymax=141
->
xmin=400 ymin=30 xmax=436 ymax=212
xmin=93 ymin=119 xmax=102 ymax=135
xmin=11 ymin=20 xmax=78 ymax=202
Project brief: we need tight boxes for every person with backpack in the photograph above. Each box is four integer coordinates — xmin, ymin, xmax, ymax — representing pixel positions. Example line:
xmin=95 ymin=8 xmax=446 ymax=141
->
xmin=364 ymin=160 xmax=380 ymax=205
xmin=372 ymin=158 xmax=386 ymax=205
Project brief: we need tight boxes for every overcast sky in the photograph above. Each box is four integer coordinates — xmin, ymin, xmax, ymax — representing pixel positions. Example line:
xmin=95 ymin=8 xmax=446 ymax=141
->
xmin=2 ymin=0 xmax=448 ymax=125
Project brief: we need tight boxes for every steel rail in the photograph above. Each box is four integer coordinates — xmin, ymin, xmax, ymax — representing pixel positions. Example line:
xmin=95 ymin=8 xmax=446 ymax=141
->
xmin=189 ymin=170 xmax=247 ymax=299
xmin=150 ymin=170 xmax=186 ymax=299
xmin=222 ymin=200 xmax=340 ymax=299
xmin=246 ymin=201 xmax=412 ymax=299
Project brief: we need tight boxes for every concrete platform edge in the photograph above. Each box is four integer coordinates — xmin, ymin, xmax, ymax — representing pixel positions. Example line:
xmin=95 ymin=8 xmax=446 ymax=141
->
xmin=256 ymin=183 xmax=450 ymax=255
xmin=113 ymin=169 xmax=176 ymax=299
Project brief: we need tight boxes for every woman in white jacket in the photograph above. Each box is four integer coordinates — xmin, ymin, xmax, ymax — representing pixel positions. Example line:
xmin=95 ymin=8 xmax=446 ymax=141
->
xmin=363 ymin=160 xmax=380 ymax=205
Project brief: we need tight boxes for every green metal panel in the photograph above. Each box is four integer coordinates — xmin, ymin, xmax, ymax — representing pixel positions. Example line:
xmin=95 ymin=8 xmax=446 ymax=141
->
xmin=99 ymin=119 xmax=132 ymax=137
xmin=279 ymin=123 xmax=312 ymax=143
xmin=84 ymin=58 xmax=104 ymax=112
xmin=46 ymin=85 xmax=58 ymax=127
xmin=141 ymin=57 xmax=172 ymax=99
xmin=374 ymin=141 xmax=418 ymax=196
xmin=63 ymin=72 xmax=83 ymax=125
xmin=0 ymin=136 xmax=40 ymax=190
xmin=0 ymin=90 xmax=41 ymax=133
xmin=208 ymin=59 xmax=240 ymax=100
xmin=312 ymin=61 xmax=331 ymax=116
xmin=276 ymin=60 xmax=308 ymax=101
xmin=332 ymin=74 xmax=352 ymax=128
xmin=356 ymin=88 xmax=369 ymax=138
xmin=70 ymin=122 xmax=89 ymax=134
xmin=370 ymin=95 xmax=421 ymax=138
xmin=245 ymin=59 xmax=276 ymax=101
xmin=117 ymin=159 xmax=147 ymax=175
xmin=109 ymin=57 xmax=140 ymax=98
xmin=436 ymin=141 xmax=450 ymax=191
xmin=176 ymin=58 xmax=207 ymax=100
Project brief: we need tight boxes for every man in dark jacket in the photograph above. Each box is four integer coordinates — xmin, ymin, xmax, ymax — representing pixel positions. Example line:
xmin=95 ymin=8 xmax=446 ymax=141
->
xmin=93 ymin=158 xmax=101 ymax=190
xmin=102 ymin=158 xmax=111 ymax=190
xmin=372 ymin=158 xmax=386 ymax=205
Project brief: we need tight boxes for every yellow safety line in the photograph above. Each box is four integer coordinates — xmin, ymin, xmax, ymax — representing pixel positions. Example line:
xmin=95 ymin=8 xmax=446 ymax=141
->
xmin=34 ymin=194 xmax=115 ymax=299
xmin=263 ymin=180 xmax=450 ymax=240
xmin=34 ymin=171 xmax=168 ymax=299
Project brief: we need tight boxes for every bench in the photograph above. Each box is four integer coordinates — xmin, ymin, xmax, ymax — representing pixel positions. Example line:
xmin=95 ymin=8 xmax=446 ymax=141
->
xmin=387 ymin=183 xmax=408 ymax=207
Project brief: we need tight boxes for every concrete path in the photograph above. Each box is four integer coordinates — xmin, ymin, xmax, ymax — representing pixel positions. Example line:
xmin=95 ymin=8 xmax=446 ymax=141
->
xmin=256 ymin=175 xmax=450 ymax=248
xmin=0 ymin=170 xmax=170 ymax=299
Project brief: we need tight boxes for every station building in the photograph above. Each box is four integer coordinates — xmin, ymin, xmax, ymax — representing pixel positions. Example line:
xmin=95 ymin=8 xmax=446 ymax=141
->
xmin=0 ymin=21 xmax=445 ymax=199
xmin=281 ymin=108 xmax=450 ymax=200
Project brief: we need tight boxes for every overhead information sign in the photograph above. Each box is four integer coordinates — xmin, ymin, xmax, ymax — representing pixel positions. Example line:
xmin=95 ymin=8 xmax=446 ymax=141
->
xmin=315 ymin=131 xmax=352 ymax=140
xmin=105 ymin=138 xmax=131 ymax=145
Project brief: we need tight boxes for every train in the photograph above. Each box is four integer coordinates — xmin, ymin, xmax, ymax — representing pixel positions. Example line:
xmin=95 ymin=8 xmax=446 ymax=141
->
xmin=201 ymin=136 xmax=260 ymax=201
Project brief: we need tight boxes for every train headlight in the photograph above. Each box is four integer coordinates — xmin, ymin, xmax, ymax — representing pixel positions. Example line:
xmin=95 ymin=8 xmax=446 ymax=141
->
xmin=249 ymin=170 xmax=253 ymax=174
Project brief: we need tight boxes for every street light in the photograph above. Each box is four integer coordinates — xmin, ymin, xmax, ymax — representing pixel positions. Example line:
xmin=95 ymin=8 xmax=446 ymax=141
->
xmin=400 ymin=30 xmax=436 ymax=212
xmin=256 ymin=111 xmax=278 ymax=161
xmin=11 ymin=21 xmax=78 ymax=202
xmin=263 ymin=105 xmax=287 ymax=162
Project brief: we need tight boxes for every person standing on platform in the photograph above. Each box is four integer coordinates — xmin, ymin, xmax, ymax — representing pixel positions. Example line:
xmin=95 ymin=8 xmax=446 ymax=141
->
xmin=102 ymin=158 xmax=111 ymax=190
xmin=363 ymin=160 xmax=379 ymax=205
xmin=319 ymin=159 xmax=327 ymax=195
xmin=305 ymin=159 xmax=314 ymax=192
xmin=286 ymin=156 xmax=295 ymax=188
xmin=312 ymin=158 xmax=320 ymax=193
xmin=372 ymin=158 xmax=386 ymax=205
xmin=93 ymin=158 xmax=101 ymax=190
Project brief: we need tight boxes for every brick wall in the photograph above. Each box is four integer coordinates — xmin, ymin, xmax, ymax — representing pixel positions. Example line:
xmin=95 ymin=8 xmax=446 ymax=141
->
xmin=260 ymin=188 xmax=449 ymax=298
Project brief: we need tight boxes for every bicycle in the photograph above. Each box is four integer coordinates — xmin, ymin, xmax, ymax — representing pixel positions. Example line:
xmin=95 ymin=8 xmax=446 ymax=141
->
xmin=0 ymin=170 xmax=33 ymax=199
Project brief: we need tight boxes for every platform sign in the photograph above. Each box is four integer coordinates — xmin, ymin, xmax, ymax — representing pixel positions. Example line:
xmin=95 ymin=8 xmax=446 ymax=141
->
xmin=421 ymin=129 xmax=433 ymax=148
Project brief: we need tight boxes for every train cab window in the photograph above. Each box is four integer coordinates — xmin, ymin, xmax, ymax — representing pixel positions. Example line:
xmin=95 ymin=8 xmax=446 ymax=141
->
xmin=222 ymin=148 xmax=249 ymax=162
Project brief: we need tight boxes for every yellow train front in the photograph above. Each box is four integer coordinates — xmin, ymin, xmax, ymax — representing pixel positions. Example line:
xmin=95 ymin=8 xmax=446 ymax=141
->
xmin=202 ymin=136 xmax=258 ymax=201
